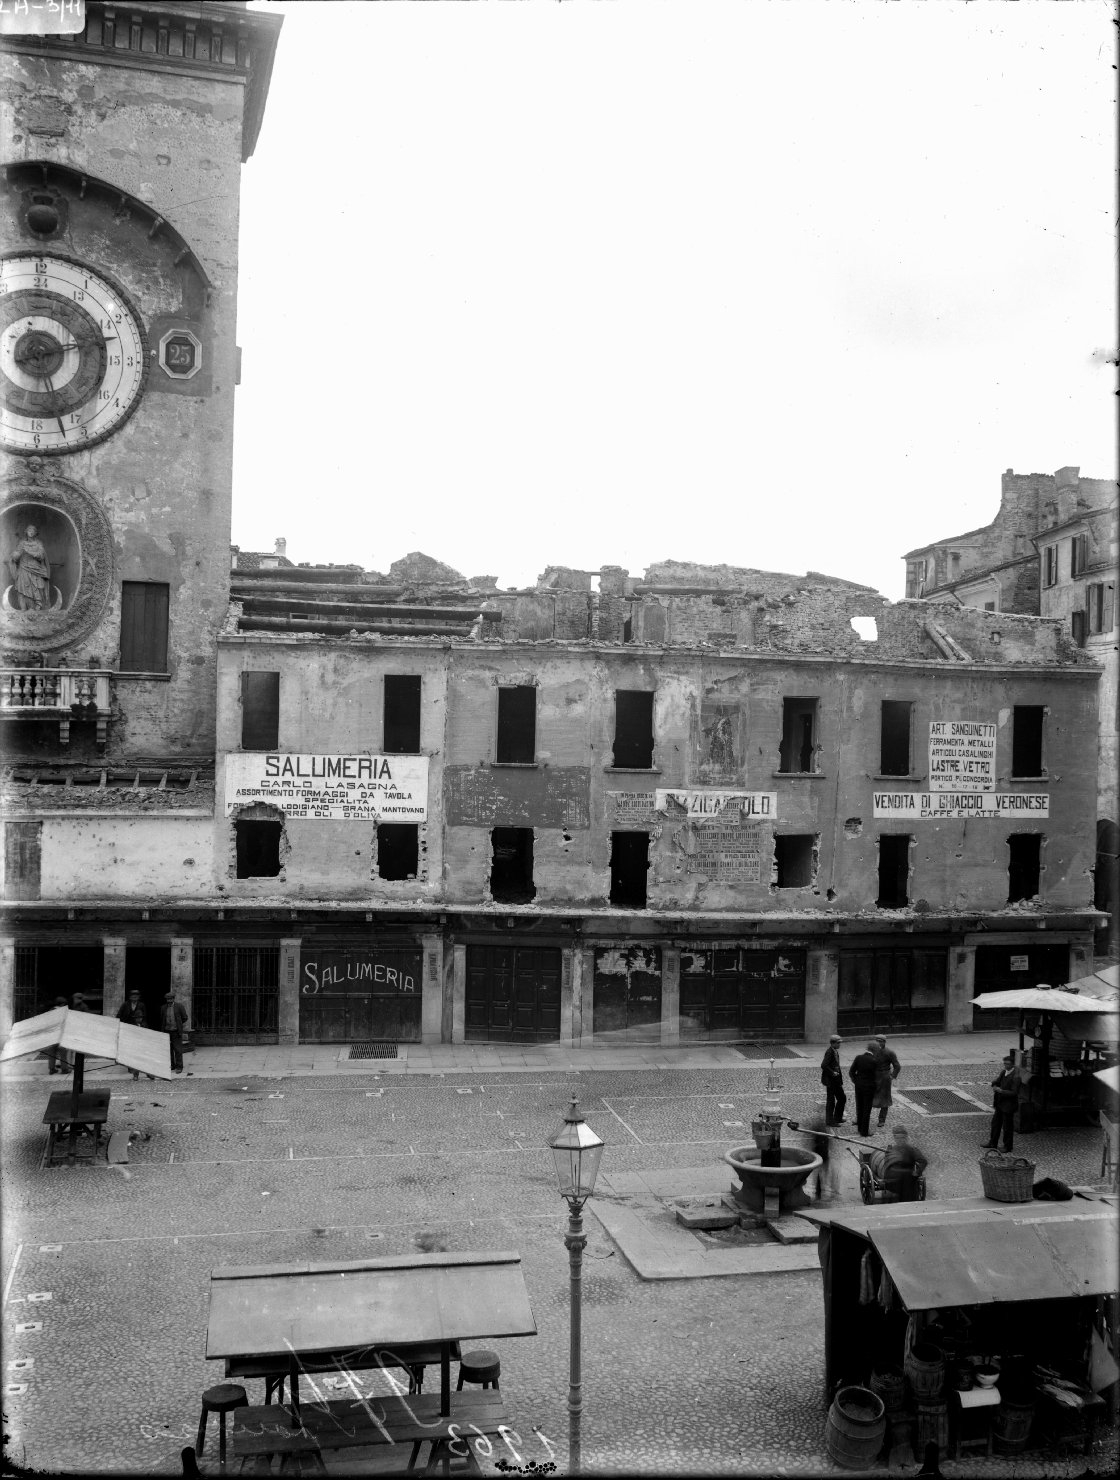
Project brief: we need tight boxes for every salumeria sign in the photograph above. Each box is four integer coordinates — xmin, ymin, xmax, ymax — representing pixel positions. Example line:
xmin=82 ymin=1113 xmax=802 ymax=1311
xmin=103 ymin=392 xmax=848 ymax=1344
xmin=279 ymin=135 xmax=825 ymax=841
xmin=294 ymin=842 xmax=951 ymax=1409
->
xmin=224 ymin=753 xmax=429 ymax=821
xmin=873 ymin=791 xmax=1049 ymax=820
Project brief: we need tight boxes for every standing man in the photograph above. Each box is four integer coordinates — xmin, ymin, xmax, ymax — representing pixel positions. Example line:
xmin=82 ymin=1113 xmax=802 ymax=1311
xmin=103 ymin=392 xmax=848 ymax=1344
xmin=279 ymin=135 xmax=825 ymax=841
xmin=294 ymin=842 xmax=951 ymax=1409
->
xmin=849 ymin=1040 xmax=880 ymax=1138
xmin=161 ymin=989 xmax=188 ymax=1073
xmin=117 ymin=989 xmax=155 ymax=1081
xmin=983 ymin=1054 xmax=1021 ymax=1151
xmin=872 ymin=1033 xmax=902 ymax=1129
xmin=821 ymin=1033 xmax=847 ymax=1126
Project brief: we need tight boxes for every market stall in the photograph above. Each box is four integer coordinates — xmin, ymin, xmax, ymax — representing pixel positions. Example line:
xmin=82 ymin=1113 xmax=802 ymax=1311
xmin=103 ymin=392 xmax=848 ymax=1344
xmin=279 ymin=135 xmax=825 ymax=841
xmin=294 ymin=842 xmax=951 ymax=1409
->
xmin=803 ymin=1195 xmax=1118 ymax=1458
xmin=970 ymin=985 xmax=1118 ymax=1132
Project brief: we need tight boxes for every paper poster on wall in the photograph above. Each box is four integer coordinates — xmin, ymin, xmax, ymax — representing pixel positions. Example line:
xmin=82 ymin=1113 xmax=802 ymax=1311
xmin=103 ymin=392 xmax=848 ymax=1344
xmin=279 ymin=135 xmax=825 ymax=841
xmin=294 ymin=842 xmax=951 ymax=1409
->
xmin=684 ymin=824 xmax=764 ymax=882
xmin=873 ymin=791 xmax=1048 ymax=820
xmin=225 ymin=753 xmax=428 ymax=820
xmin=928 ymin=721 xmax=996 ymax=792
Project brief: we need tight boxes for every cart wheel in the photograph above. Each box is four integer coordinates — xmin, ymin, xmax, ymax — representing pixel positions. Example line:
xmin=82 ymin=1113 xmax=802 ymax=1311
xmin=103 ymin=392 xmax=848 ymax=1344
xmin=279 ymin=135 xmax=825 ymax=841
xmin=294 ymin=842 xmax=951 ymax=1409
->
xmin=917 ymin=1174 xmax=927 ymax=1202
xmin=859 ymin=1163 xmax=874 ymax=1204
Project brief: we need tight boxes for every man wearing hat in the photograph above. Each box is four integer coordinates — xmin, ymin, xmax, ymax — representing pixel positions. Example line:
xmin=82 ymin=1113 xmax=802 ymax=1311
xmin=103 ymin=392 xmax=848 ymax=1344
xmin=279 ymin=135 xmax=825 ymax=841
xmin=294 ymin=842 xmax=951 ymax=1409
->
xmin=983 ymin=1053 xmax=1022 ymax=1151
xmin=160 ymin=989 xmax=189 ymax=1073
xmin=117 ymin=988 xmax=155 ymax=1081
xmin=820 ymin=1033 xmax=847 ymax=1126
xmin=871 ymin=1033 xmax=901 ymax=1129
xmin=849 ymin=1040 xmax=880 ymax=1138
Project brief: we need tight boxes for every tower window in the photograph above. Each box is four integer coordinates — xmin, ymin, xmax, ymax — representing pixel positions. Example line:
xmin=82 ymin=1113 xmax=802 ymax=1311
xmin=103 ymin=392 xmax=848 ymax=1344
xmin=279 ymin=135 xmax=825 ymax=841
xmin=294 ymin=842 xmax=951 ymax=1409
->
xmin=120 ymin=582 xmax=169 ymax=673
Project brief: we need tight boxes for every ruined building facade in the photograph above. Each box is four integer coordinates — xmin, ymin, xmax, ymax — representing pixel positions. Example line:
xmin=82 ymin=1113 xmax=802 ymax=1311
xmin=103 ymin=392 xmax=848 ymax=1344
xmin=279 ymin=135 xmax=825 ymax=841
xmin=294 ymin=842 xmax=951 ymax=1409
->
xmin=0 ymin=0 xmax=282 ymax=1029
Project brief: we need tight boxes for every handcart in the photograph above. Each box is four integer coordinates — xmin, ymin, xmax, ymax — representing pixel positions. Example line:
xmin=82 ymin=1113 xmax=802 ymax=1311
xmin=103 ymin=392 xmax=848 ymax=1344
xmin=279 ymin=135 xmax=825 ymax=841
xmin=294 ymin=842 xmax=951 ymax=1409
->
xmin=846 ymin=1143 xmax=927 ymax=1205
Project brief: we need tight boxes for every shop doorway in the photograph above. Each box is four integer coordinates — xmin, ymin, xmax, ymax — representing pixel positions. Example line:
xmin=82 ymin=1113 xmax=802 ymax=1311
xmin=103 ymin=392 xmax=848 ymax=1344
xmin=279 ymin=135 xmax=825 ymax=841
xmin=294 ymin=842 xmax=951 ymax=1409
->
xmin=593 ymin=945 xmax=662 ymax=1041
xmin=838 ymin=947 xmax=948 ymax=1036
xmin=13 ymin=944 xmax=104 ymax=1019
xmin=465 ymin=945 xmax=561 ymax=1042
xmin=972 ymin=944 xmax=1070 ymax=1032
xmin=679 ymin=947 xmax=806 ymax=1040
xmin=125 ymin=947 xmax=171 ymax=1030
xmin=298 ymin=945 xmax=423 ymax=1043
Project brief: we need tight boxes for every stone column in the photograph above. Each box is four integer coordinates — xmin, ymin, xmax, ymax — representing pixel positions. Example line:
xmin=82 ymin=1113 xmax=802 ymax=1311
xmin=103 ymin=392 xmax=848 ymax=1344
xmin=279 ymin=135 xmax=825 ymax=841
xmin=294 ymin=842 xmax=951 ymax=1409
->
xmin=945 ymin=943 xmax=976 ymax=1034
xmin=0 ymin=939 xmax=14 ymax=1043
xmin=171 ymin=937 xmax=193 ymax=1050
xmin=580 ymin=946 xmax=596 ymax=1044
xmin=102 ymin=937 xmax=127 ymax=1019
xmin=561 ymin=945 xmax=581 ymax=1045
xmin=450 ymin=943 xmax=466 ymax=1044
xmin=278 ymin=938 xmax=301 ymax=1045
xmin=661 ymin=945 xmax=680 ymax=1047
xmin=421 ymin=933 xmax=443 ymax=1045
xmin=804 ymin=947 xmax=839 ymax=1041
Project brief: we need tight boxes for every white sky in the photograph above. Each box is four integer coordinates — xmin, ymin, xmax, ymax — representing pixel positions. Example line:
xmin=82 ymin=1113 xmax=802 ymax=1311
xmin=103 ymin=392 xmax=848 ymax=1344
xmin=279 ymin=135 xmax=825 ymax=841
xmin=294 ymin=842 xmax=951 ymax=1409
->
xmin=235 ymin=0 xmax=1117 ymax=596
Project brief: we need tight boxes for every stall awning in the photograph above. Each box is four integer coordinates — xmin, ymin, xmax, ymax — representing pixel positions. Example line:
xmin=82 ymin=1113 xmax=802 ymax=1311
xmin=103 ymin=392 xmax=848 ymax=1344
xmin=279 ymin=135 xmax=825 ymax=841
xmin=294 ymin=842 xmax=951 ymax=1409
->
xmin=869 ymin=1216 xmax=1117 ymax=1310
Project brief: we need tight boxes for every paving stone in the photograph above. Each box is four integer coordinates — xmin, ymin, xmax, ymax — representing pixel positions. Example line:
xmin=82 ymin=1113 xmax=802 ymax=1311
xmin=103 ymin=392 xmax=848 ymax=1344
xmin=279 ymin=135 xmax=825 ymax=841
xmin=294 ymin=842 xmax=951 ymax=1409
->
xmin=673 ymin=1203 xmax=739 ymax=1230
xmin=764 ymin=1216 xmax=820 ymax=1244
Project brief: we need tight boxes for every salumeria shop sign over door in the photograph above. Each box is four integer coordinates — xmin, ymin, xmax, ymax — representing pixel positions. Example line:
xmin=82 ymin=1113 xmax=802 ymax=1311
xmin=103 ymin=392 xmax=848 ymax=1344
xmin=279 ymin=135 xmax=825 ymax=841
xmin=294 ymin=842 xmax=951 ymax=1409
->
xmin=225 ymin=754 xmax=428 ymax=820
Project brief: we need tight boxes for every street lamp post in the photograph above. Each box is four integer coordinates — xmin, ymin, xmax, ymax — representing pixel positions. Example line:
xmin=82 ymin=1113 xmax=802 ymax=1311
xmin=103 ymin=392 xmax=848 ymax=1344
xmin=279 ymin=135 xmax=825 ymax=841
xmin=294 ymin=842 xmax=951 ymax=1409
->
xmin=548 ymin=1096 xmax=604 ymax=1474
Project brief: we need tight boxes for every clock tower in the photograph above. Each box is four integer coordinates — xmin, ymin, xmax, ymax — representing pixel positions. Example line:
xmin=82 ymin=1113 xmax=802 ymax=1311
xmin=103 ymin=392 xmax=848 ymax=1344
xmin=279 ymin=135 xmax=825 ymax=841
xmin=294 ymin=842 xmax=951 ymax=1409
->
xmin=0 ymin=0 xmax=281 ymax=761
xmin=0 ymin=1 xmax=282 ymax=1032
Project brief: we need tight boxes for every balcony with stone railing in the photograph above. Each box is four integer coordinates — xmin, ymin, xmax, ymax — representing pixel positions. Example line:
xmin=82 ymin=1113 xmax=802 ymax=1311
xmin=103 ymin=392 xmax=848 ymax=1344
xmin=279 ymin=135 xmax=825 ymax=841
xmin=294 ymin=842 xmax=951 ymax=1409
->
xmin=0 ymin=669 xmax=111 ymax=747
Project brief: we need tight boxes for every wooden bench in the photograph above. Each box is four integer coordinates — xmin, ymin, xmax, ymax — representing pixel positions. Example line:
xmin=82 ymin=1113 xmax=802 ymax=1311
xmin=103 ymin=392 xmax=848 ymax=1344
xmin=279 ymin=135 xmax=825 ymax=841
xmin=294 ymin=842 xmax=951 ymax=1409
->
xmin=231 ymin=1389 xmax=507 ymax=1472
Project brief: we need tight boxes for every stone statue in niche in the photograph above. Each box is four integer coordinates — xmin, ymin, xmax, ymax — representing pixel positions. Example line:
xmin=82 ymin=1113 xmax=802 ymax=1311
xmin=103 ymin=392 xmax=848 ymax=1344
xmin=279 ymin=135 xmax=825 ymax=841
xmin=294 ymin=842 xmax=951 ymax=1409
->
xmin=7 ymin=525 xmax=56 ymax=611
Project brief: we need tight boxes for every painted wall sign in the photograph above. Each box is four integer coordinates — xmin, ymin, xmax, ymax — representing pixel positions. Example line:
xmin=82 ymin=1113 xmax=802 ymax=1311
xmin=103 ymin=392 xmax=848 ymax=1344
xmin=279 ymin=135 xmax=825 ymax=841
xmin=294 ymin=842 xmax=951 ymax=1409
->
xmin=225 ymin=753 xmax=428 ymax=820
xmin=873 ymin=791 xmax=1049 ymax=820
xmin=655 ymin=789 xmax=777 ymax=822
xmin=301 ymin=951 xmax=418 ymax=994
xmin=928 ymin=721 xmax=996 ymax=792
xmin=444 ymin=765 xmax=590 ymax=828
xmin=685 ymin=823 xmax=764 ymax=882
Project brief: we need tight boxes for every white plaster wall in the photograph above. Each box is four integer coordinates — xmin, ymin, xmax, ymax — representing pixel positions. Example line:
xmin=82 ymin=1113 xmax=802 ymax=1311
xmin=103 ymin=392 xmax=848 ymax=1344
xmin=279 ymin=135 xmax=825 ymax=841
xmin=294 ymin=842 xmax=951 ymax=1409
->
xmin=40 ymin=817 xmax=214 ymax=898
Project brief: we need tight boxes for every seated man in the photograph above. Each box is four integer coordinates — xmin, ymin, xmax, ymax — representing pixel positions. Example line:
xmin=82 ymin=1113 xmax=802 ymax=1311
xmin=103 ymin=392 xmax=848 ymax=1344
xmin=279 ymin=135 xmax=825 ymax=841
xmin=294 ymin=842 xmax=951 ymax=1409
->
xmin=880 ymin=1125 xmax=927 ymax=1202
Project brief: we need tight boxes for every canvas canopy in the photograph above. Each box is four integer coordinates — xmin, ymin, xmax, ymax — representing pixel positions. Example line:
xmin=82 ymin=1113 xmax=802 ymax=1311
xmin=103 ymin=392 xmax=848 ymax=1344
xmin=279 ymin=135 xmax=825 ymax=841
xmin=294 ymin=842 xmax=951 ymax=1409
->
xmin=971 ymin=987 xmax=1119 ymax=1016
xmin=0 ymin=1005 xmax=172 ymax=1079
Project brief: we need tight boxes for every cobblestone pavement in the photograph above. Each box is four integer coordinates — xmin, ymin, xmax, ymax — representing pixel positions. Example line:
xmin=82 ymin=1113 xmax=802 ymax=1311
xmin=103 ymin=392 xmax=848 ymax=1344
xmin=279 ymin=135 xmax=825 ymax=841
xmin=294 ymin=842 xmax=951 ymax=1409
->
xmin=1 ymin=1057 xmax=1114 ymax=1477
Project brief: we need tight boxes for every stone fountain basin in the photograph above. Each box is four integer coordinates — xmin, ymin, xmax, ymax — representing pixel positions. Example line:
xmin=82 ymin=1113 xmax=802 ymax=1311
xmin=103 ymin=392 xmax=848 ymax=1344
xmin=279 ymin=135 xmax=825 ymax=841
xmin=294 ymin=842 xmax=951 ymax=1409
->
xmin=723 ymin=1146 xmax=823 ymax=1215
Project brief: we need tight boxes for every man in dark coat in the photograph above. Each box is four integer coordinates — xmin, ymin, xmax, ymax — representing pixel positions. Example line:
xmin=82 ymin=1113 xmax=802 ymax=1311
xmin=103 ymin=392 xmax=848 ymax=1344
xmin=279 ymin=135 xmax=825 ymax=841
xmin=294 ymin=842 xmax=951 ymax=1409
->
xmin=983 ymin=1054 xmax=1021 ymax=1151
xmin=160 ymin=990 xmax=188 ymax=1073
xmin=881 ymin=1125 xmax=927 ymax=1202
xmin=849 ymin=1040 xmax=880 ymax=1137
xmin=872 ymin=1033 xmax=902 ymax=1128
xmin=117 ymin=989 xmax=155 ymax=1080
xmin=820 ymin=1033 xmax=847 ymax=1126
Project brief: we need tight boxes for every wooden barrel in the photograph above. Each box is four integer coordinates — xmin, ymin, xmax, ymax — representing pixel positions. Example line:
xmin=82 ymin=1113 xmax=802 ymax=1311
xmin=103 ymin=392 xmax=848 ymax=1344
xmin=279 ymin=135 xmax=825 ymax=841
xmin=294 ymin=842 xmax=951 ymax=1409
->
xmin=869 ymin=1369 xmax=907 ymax=1416
xmin=993 ymin=1399 xmax=1034 ymax=1452
xmin=916 ymin=1400 xmax=949 ymax=1452
xmin=905 ymin=1342 xmax=945 ymax=1401
xmin=825 ymin=1386 xmax=886 ymax=1470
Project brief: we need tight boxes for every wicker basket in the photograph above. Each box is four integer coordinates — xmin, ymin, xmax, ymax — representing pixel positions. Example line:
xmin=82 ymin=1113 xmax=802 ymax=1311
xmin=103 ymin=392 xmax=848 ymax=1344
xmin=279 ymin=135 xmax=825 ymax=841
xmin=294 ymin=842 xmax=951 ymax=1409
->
xmin=979 ymin=1150 xmax=1035 ymax=1203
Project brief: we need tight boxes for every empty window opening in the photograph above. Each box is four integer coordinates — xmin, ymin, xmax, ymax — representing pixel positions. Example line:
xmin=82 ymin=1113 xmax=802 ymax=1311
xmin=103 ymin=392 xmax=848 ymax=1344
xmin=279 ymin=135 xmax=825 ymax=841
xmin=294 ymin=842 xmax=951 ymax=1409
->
xmin=1008 ymin=834 xmax=1042 ymax=903
xmin=120 ymin=581 xmax=170 ymax=673
xmin=983 ymin=601 xmax=997 ymax=612
xmin=880 ymin=701 xmax=912 ymax=776
xmin=241 ymin=671 xmax=279 ymax=750
xmin=850 ymin=616 xmax=878 ymax=642
xmin=383 ymin=675 xmax=421 ymax=753
xmin=610 ymin=830 xmax=649 ymax=908
xmin=774 ymin=834 xmax=816 ymax=888
xmin=877 ymin=834 xmax=910 ymax=908
xmin=1011 ymin=706 xmax=1044 ymax=776
xmin=489 ymin=827 xmax=535 ymax=903
xmin=236 ymin=819 xmax=281 ymax=878
xmin=377 ymin=823 xmax=419 ymax=880
xmin=613 ymin=690 xmax=655 ymax=768
xmin=496 ymin=685 xmax=536 ymax=764
xmin=779 ymin=697 xmax=818 ymax=773
xmin=622 ymin=613 xmax=633 ymax=643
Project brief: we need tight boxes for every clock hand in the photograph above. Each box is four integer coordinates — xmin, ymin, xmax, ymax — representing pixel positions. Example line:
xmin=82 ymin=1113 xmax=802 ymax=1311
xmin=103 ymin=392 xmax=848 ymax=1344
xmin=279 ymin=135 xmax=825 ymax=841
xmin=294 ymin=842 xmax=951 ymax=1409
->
xmin=41 ymin=373 xmax=67 ymax=438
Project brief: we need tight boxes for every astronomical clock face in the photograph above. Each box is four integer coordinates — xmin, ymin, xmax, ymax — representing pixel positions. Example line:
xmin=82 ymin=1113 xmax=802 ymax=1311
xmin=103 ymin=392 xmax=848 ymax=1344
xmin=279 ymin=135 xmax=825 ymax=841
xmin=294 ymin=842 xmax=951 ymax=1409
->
xmin=0 ymin=254 xmax=147 ymax=454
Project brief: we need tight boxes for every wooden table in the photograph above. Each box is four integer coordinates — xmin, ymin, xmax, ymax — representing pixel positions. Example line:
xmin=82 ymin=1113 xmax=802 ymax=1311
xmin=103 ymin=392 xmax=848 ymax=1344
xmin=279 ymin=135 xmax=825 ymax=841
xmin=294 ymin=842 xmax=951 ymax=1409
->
xmin=205 ymin=1250 xmax=537 ymax=1438
xmin=226 ymin=1340 xmax=462 ymax=1404
xmin=42 ymin=1088 xmax=110 ymax=1164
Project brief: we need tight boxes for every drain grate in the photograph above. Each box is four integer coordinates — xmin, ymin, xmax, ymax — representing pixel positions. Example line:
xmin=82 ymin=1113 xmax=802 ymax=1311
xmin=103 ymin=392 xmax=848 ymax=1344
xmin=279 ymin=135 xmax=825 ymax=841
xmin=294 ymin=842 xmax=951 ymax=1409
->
xmin=347 ymin=1043 xmax=399 ymax=1060
xmin=732 ymin=1044 xmax=802 ymax=1061
xmin=899 ymin=1086 xmax=986 ymax=1115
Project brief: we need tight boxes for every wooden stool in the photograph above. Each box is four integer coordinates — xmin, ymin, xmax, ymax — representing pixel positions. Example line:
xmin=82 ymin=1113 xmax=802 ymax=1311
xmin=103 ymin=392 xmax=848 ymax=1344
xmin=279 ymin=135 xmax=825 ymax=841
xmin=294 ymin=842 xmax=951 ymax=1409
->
xmin=456 ymin=1351 xmax=500 ymax=1391
xmin=421 ymin=1437 xmax=483 ymax=1476
xmin=196 ymin=1382 xmax=247 ymax=1471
